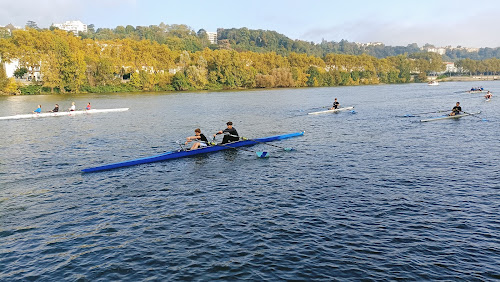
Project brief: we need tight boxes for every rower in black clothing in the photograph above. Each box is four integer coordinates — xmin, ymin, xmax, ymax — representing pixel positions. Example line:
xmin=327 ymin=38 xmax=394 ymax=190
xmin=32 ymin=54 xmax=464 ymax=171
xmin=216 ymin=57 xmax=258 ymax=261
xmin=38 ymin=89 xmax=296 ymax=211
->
xmin=450 ymin=102 xmax=462 ymax=116
xmin=214 ymin=121 xmax=239 ymax=144
xmin=50 ymin=104 xmax=59 ymax=112
xmin=330 ymin=98 xmax=340 ymax=110
xmin=185 ymin=128 xmax=209 ymax=150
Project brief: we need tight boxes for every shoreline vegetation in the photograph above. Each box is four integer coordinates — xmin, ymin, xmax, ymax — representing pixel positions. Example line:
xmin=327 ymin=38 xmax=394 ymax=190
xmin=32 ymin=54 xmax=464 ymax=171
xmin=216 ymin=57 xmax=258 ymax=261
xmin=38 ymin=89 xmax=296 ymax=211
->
xmin=1 ymin=27 xmax=499 ymax=95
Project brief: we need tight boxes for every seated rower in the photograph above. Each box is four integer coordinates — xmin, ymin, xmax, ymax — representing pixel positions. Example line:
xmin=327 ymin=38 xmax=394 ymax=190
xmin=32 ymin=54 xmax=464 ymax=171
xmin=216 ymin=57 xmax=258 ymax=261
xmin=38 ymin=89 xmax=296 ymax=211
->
xmin=450 ymin=102 xmax=462 ymax=116
xmin=86 ymin=102 xmax=91 ymax=110
xmin=69 ymin=102 xmax=76 ymax=111
xmin=330 ymin=98 xmax=340 ymax=110
xmin=33 ymin=105 xmax=42 ymax=114
xmin=485 ymin=91 xmax=493 ymax=99
xmin=214 ymin=121 xmax=239 ymax=144
xmin=185 ymin=128 xmax=209 ymax=150
xmin=50 ymin=104 xmax=59 ymax=112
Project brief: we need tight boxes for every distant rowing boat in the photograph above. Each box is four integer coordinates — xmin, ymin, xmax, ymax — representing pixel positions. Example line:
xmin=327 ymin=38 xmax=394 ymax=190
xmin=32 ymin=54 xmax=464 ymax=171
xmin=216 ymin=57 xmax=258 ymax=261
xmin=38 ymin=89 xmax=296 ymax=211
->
xmin=420 ymin=111 xmax=481 ymax=122
xmin=308 ymin=106 xmax=354 ymax=115
xmin=428 ymin=81 xmax=439 ymax=86
xmin=0 ymin=108 xmax=129 ymax=120
xmin=82 ymin=131 xmax=305 ymax=173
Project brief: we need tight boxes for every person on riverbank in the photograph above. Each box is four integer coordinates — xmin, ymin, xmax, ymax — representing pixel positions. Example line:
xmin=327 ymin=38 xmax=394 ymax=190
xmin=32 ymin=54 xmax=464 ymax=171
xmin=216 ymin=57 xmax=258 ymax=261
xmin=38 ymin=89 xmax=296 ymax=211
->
xmin=33 ymin=105 xmax=41 ymax=114
xmin=330 ymin=98 xmax=340 ymax=110
xmin=214 ymin=121 xmax=239 ymax=144
xmin=185 ymin=128 xmax=209 ymax=150
xmin=50 ymin=104 xmax=59 ymax=112
xmin=69 ymin=102 xmax=76 ymax=111
xmin=450 ymin=102 xmax=462 ymax=116
xmin=86 ymin=103 xmax=91 ymax=110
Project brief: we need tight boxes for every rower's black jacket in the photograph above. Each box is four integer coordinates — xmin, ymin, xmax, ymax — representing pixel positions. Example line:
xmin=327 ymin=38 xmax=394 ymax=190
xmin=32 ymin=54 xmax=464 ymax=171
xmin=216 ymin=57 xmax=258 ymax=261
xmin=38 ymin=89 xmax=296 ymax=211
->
xmin=220 ymin=127 xmax=239 ymax=144
xmin=199 ymin=134 xmax=208 ymax=143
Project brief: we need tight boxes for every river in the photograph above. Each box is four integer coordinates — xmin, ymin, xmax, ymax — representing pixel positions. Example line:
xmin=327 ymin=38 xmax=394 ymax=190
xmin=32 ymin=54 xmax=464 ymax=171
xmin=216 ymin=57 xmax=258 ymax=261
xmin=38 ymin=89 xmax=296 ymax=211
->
xmin=1 ymin=81 xmax=499 ymax=280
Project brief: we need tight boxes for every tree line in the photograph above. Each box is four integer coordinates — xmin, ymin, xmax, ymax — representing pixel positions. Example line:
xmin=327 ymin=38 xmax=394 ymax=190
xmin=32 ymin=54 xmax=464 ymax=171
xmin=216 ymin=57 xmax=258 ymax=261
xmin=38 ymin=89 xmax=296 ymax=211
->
xmin=0 ymin=28 xmax=459 ymax=95
xmin=3 ymin=23 xmax=500 ymax=60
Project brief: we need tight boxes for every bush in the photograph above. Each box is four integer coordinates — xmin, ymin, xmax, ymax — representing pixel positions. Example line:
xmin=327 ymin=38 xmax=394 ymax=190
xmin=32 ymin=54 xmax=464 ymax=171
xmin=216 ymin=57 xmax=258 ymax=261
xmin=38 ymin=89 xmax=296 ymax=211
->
xmin=19 ymin=85 xmax=42 ymax=95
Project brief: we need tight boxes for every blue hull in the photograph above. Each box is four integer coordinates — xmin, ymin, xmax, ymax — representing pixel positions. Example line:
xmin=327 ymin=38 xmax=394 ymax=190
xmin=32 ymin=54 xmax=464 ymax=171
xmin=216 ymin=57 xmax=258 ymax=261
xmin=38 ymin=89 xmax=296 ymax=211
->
xmin=82 ymin=131 xmax=304 ymax=173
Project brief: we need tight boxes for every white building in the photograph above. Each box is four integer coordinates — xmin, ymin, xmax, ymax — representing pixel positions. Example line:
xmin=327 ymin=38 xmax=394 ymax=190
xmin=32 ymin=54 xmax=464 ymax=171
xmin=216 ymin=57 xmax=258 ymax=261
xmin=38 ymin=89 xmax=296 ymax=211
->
xmin=2 ymin=59 xmax=42 ymax=81
xmin=423 ymin=47 xmax=446 ymax=55
xmin=444 ymin=62 xmax=459 ymax=73
xmin=206 ymin=32 xmax=217 ymax=44
xmin=52 ymin=20 xmax=87 ymax=35
xmin=3 ymin=59 xmax=19 ymax=78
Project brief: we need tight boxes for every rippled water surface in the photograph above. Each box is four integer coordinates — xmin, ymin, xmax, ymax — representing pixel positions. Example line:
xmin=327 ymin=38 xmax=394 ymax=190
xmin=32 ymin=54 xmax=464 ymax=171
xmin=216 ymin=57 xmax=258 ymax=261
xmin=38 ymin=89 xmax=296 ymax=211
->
xmin=1 ymin=82 xmax=499 ymax=280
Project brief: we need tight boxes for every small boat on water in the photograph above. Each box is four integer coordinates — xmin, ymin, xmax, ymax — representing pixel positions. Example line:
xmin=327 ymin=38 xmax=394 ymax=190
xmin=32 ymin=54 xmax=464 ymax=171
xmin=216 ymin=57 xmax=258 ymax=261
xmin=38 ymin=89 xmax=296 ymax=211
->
xmin=428 ymin=81 xmax=439 ymax=86
xmin=0 ymin=108 xmax=129 ymax=120
xmin=420 ymin=111 xmax=480 ymax=122
xmin=467 ymin=87 xmax=484 ymax=93
xmin=308 ymin=106 xmax=354 ymax=115
xmin=82 ymin=131 xmax=305 ymax=173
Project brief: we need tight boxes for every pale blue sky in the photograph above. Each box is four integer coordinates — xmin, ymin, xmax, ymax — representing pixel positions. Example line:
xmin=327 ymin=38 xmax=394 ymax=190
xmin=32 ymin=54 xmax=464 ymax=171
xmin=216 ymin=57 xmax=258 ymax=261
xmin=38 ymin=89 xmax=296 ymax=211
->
xmin=1 ymin=0 xmax=499 ymax=47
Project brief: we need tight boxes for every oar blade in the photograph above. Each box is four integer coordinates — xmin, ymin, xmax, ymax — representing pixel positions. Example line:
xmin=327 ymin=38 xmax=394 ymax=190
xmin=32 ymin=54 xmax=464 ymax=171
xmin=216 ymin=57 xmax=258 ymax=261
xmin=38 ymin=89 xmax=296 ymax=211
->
xmin=256 ymin=151 xmax=269 ymax=158
xmin=284 ymin=148 xmax=294 ymax=151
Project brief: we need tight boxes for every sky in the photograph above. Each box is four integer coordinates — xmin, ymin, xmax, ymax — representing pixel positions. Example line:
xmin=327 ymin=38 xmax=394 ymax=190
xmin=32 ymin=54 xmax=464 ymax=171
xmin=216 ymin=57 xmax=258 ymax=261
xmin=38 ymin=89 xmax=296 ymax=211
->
xmin=1 ymin=0 xmax=499 ymax=48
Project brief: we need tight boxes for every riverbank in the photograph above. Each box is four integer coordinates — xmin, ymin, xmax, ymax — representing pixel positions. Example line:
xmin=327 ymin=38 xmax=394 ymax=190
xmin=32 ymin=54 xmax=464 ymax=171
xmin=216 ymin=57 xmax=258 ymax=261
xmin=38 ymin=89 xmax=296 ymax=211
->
xmin=438 ymin=75 xmax=500 ymax=82
xmin=2 ymin=75 xmax=498 ymax=96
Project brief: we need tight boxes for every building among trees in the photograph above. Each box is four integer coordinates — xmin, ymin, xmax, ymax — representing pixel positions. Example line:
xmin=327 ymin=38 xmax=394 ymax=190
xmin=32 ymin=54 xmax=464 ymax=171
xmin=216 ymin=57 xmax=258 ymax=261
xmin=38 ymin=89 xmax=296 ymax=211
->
xmin=52 ymin=20 xmax=87 ymax=35
xmin=206 ymin=32 xmax=217 ymax=44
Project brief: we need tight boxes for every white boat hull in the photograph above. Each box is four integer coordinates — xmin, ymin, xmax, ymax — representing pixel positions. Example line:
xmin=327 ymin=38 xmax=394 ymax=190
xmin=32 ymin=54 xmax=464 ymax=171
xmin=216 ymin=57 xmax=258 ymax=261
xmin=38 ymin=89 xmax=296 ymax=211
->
xmin=308 ymin=106 xmax=354 ymax=115
xmin=0 ymin=108 xmax=129 ymax=120
xmin=420 ymin=111 xmax=480 ymax=122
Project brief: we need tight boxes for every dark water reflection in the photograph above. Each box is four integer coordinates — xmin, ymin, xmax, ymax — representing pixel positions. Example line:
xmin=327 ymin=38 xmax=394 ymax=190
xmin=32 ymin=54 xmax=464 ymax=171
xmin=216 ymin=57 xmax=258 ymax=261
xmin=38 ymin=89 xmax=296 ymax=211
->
xmin=1 ymin=82 xmax=500 ymax=280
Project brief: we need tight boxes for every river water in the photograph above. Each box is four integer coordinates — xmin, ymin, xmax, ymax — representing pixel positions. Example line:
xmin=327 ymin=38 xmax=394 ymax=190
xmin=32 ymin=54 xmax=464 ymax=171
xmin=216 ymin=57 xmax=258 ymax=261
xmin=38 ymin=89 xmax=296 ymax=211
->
xmin=1 ymin=82 xmax=499 ymax=280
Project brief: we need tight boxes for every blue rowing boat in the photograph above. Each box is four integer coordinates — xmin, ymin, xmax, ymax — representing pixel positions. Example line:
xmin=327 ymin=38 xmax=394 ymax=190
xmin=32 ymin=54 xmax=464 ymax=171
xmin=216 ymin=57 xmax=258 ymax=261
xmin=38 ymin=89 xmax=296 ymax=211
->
xmin=82 ymin=131 xmax=304 ymax=173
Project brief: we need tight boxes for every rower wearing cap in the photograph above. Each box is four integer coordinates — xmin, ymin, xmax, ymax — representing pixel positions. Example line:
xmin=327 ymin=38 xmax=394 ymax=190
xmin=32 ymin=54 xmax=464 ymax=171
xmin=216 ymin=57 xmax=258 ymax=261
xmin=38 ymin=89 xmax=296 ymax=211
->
xmin=214 ymin=121 xmax=239 ymax=144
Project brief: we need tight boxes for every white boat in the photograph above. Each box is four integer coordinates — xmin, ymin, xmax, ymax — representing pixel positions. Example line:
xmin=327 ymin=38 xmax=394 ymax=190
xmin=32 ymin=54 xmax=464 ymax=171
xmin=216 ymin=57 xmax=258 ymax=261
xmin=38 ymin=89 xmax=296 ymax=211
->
xmin=308 ymin=106 xmax=354 ymax=115
xmin=420 ymin=111 xmax=480 ymax=122
xmin=0 ymin=108 xmax=129 ymax=120
xmin=428 ymin=81 xmax=439 ymax=86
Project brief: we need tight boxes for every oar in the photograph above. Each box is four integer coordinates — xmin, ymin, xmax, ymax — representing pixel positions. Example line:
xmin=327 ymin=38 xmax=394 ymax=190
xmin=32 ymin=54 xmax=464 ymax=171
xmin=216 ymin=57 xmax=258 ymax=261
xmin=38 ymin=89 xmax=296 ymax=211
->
xmin=240 ymin=136 xmax=294 ymax=151
xmin=175 ymin=140 xmax=187 ymax=151
xmin=225 ymin=134 xmax=295 ymax=152
xmin=463 ymin=111 xmax=488 ymax=122
xmin=212 ymin=136 xmax=269 ymax=158
xmin=399 ymin=109 xmax=449 ymax=117
xmin=304 ymin=105 xmax=330 ymax=111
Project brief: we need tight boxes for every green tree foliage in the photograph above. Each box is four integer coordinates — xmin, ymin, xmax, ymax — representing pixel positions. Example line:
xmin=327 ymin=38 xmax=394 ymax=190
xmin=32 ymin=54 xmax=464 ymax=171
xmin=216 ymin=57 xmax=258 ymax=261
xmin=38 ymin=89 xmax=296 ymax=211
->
xmin=455 ymin=58 xmax=500 ymax=76
xmin=26 ymin=21 xmax=39 ymax=30
xmin=13 ymin=67 xmax=28 ymax=78
xmin=172 ymin=71 xmax=190 ymax=91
